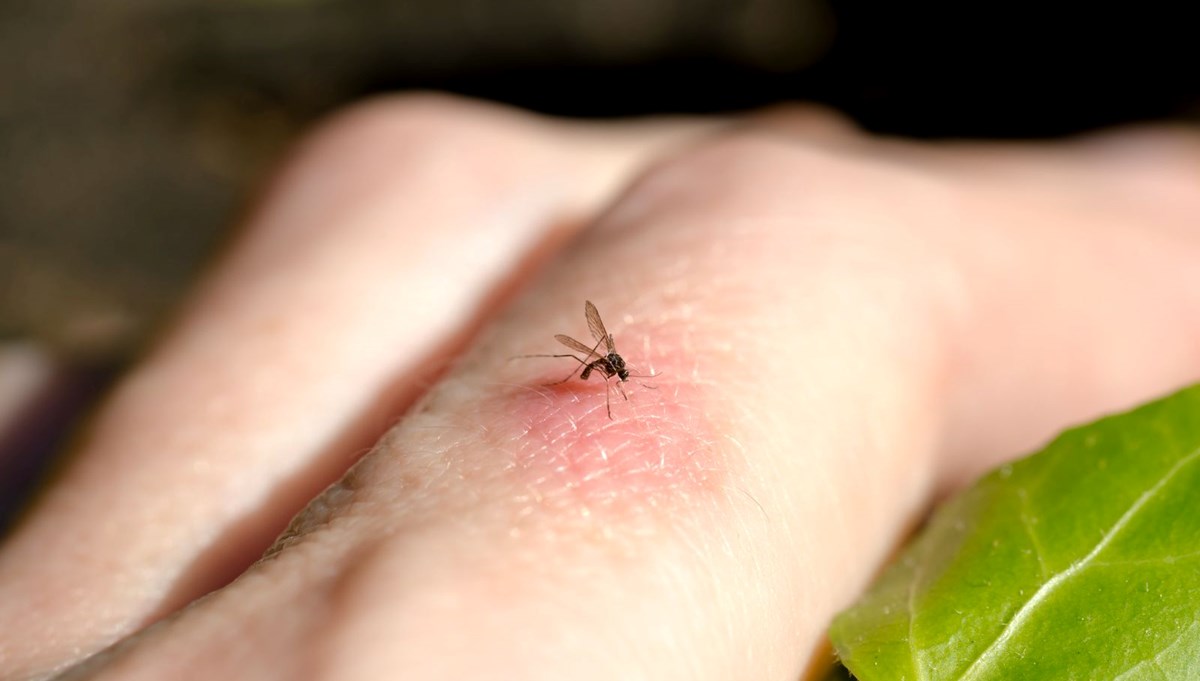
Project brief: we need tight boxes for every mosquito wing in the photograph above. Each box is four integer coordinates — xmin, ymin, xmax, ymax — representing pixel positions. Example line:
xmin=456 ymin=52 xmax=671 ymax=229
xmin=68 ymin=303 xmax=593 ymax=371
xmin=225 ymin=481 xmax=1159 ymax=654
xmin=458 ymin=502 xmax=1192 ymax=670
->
xmin=584 ymin=300 xmax=616 ymax=353
xmin=555 ymin=334 xmax=604 ymax=361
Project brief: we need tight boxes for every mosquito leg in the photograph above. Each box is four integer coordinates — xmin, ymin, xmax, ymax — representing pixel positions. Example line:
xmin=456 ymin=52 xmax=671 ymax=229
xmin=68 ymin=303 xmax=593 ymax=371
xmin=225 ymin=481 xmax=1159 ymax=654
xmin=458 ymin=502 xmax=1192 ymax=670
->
xmin=521 ymin=355 xmax=598 ymax=387
xmin=525 ymin=354 xmax=588 ymax=386
xmin=513 ymin=353 xmax=587 ymax=367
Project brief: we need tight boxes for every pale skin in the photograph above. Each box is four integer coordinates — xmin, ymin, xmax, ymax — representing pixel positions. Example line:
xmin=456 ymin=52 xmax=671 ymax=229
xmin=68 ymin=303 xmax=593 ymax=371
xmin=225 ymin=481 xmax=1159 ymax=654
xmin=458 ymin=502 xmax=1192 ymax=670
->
xmin=1 ymin=94 xmax=1198 ymax=680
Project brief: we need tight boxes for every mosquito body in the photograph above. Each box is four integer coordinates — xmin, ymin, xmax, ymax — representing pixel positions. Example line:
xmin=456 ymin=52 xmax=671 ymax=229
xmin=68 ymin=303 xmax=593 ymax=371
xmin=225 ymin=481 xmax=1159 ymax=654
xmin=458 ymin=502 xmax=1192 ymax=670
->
xmin=516 ymin=300 xmax=650 ymax=418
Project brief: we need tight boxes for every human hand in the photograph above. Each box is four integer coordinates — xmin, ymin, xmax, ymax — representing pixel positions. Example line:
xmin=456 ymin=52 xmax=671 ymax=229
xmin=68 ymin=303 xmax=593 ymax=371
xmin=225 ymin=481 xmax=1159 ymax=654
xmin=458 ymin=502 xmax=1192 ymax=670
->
xmin=1 ymin=95 xmax=1198 ymax=680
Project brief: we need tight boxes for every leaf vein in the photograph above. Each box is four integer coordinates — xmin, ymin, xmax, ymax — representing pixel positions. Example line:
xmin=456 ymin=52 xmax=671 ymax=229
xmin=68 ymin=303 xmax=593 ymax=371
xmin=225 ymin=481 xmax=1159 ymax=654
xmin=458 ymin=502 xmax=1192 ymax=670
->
xmin=907 ymin=557 xmax=927 ymax=681
xmin=1091 ymin=548 xmax=1200 ymax=568
xmin=1015 ymin=488 xmax=1049 ymax=580
xmin=955 ymin=444 xmax=1200 ymax=681
xmin=1110 ymin=617 xmax=1200 ymax=681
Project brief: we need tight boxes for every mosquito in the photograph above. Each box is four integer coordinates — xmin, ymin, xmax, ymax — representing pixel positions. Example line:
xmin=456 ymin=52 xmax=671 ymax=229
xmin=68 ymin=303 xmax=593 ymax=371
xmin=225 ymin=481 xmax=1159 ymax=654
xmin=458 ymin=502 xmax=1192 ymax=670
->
xmin=515 ymin=300 xmax=654 ymax=419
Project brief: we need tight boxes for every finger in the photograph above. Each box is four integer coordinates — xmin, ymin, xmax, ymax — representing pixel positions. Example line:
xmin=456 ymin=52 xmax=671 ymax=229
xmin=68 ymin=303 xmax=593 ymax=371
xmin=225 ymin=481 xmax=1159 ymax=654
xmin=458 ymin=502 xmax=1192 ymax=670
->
xmin=912 ymin=129 xmax=1200 ymax=487
xmin=56 ymin=125 xmax=1200 ymax=680
xmin=39 ymin=124 xmax=959 ymax=681
xmin=753 ymin=120 xmax=1200 ymax=485
xmin=0 ymin=94 xmax=718 ymax=676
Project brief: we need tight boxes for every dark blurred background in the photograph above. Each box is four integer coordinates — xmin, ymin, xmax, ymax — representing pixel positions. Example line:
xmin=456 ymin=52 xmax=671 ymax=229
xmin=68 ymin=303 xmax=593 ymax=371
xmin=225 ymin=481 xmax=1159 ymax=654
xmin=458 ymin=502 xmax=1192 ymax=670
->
xmin=3 ymin=0 xmax=1198 ymax=362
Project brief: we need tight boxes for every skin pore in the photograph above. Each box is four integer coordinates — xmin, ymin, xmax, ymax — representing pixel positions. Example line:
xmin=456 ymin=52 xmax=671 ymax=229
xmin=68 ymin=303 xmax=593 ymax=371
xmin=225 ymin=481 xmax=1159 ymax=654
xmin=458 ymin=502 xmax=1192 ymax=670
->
xmin=0 ymin=96 xmax=1198 ymax=680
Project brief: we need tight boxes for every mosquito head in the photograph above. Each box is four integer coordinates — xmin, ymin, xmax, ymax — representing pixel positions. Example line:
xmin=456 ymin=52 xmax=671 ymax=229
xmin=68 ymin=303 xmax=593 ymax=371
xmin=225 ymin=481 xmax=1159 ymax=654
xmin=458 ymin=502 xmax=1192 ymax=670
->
xmin=608 ymin=353 xmax=630 ymax=382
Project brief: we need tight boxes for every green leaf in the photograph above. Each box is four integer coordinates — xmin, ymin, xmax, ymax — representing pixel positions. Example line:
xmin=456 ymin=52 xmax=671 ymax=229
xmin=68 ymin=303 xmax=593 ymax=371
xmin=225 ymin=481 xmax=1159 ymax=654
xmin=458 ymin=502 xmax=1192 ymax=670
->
xmin=830 ymin=384 xmax=1200 ymax=680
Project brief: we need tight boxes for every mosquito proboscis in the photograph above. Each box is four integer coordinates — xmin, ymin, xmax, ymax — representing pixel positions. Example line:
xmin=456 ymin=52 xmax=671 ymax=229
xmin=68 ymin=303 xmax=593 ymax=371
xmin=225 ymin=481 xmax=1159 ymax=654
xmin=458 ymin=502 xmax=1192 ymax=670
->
xmin=513 ymin=300 xmax=657 ymax=419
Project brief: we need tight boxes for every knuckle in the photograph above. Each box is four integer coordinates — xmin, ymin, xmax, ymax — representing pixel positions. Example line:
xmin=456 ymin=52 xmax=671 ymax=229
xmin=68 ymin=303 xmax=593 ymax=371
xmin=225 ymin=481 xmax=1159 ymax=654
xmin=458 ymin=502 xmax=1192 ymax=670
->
xmin=306 ymin=92 xmax=506 ymax=159
xmin=598 ymin=128 xmax=959 ymax=333
xmin=616 ymin=131 xmax=852 ymax=228
xmin=280 ymin=92 xmax=543 ymax=204
xmin=248 ymin=93 xmax=551 ymax=245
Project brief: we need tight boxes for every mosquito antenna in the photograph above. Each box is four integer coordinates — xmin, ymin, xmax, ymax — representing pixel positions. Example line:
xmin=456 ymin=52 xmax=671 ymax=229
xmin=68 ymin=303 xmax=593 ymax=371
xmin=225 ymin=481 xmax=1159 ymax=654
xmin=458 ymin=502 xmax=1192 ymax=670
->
xmin=627 ymin=367 xmax=661 ymax=389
